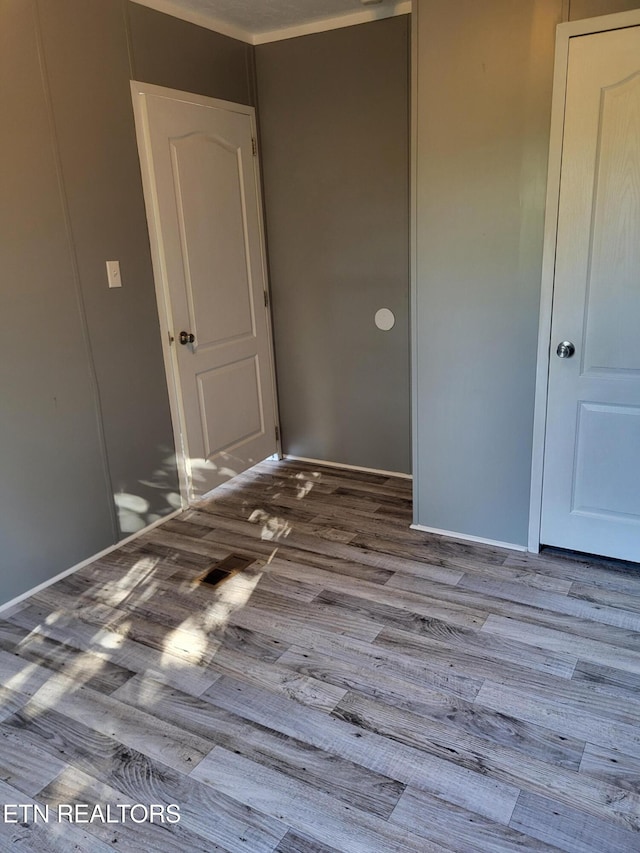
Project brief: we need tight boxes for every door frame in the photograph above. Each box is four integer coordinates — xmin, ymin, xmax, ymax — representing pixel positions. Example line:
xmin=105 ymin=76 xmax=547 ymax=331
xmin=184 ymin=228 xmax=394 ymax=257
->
xmin=528 ymin=9 xmax=640 ymax=553
xmin=130 ymin=81 xmax=281 ymax=506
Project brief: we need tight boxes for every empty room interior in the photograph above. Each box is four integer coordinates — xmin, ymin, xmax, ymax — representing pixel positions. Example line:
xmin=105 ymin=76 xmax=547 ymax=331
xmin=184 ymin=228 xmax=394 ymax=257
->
xmin=2 ymin=0 xmax=640 ymax=850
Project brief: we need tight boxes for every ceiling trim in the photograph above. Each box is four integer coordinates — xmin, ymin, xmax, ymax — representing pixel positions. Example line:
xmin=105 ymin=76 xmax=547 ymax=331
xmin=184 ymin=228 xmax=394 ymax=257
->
xmin=131 ymin=0 xmax=254 ymax=43
xmin=130 ymin=0 xmax=411 ymax=46
xmin=253 ymin=2 xmax=412 ymax=45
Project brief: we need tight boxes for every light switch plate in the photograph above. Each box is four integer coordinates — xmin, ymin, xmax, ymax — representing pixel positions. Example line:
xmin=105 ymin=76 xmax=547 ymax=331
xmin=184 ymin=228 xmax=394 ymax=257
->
xmin=106 ymin=260 xmax=122 ymax=288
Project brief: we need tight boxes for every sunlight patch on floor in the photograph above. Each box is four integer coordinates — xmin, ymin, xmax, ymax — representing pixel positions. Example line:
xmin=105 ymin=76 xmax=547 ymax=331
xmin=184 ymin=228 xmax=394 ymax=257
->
xmin=161 ymin=568 xmax=263 ymax=667
xmin=294 ymin=470 xmax=321 ymax=500
xmin=248 ymin=508 xmax=292 ymax=541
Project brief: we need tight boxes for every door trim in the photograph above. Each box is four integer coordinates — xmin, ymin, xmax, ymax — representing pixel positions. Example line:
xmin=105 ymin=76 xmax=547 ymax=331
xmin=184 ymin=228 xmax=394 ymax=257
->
xmin=528 ymin=9 xmax=640 ymax=553
xmin=130 ymin=81 xmax=281 ymax=505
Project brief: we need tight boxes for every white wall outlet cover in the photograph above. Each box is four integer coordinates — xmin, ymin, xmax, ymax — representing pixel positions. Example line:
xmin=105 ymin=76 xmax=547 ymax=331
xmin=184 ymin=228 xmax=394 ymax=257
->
xmin=375 ymin=308 xmax=395 ymax=331
xmin=106 ymin=260 xmax=122 ymax=288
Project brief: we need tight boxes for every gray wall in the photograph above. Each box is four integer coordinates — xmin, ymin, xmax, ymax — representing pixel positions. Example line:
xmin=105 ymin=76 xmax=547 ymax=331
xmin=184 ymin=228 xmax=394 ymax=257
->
xmin=569 ymin=0 xmax=639 ymax=17
xmin=0 ymin=0 xmax=255 ymax=605
xmin=1 ymin=0 xmax=117 ymax=601
xmin=38 ymin=0 xmax=177 ymax=540
xmin=256 ymin=17 xmax=411 ymax=474
xmin=127 ymin=1 xmax=256 ymax=105
xmin=413 ymin=0 xmax=638 ymax=546
xmin=413 ymin=0 xmax=563 ymax=546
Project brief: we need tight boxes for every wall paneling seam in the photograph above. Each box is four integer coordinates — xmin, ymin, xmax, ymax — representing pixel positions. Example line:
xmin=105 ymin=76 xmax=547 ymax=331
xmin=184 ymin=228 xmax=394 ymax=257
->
xmin=122 ymin=0 xmax=137 ymax=80
xmin=410 ymin=0 xmax=420 ymax=522
xmin=33 ymin=0 xmax=119 ymax=542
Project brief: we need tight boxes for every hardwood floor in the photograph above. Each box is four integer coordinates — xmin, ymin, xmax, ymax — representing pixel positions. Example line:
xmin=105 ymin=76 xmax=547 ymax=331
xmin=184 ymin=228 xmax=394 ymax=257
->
xmin=1 ymin=458 xmax=640 ymax=851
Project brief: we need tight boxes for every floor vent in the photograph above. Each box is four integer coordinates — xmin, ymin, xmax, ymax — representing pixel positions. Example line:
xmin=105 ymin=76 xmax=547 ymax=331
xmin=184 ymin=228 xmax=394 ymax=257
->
xmin=198 ymin=554 xmax=254 ymax=586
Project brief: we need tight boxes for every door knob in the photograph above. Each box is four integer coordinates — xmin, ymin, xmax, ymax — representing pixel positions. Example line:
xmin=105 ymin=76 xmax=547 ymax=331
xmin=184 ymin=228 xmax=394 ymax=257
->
xmin=179 ymin=331 xmax=195 ymax=345
xmin=556 ymin=341 xmax=575 ymax=359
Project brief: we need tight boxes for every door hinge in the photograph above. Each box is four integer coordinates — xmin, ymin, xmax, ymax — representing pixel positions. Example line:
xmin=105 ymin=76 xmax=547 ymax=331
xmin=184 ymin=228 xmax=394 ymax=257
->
xmin=264 ymin=290 xmax=269 ymax=308
xmin=275 ymin=425 xmax=280 ymax=442
xmin=252 ymin=137 xmax=257 ymax=157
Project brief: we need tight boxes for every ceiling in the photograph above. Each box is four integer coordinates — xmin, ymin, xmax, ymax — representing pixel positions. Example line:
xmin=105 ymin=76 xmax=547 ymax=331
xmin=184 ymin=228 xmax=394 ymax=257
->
xmin=132 ymin=0 xmax=411 ymax=44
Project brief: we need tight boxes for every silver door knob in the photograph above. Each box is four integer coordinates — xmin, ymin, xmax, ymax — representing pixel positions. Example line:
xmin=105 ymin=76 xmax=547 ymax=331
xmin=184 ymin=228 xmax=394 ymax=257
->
xmin=556 ymin=341 xmax=575 ymax=359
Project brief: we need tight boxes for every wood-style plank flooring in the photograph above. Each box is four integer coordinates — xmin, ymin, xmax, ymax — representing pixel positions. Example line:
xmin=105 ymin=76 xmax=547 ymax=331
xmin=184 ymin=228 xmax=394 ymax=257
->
xmin=1 ymin=458 xmax=640 ymax=851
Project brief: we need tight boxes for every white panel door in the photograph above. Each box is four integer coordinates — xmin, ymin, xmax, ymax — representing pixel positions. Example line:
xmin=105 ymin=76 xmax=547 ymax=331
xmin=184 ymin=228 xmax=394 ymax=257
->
xmin=132 ymin=85 xmax=278 ymax=499
xmin=541 ymin=26 xmax=640 ymax=561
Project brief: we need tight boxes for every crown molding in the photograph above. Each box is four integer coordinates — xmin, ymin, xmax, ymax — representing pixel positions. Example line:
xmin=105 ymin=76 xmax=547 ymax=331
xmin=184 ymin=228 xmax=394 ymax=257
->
xmin=253 ymin=2 xmax=412 ymax=45
xmin=130 ymin=0 xmax=411 ymax=46
xmin=130 ymin=0 xmax=254 ymax=43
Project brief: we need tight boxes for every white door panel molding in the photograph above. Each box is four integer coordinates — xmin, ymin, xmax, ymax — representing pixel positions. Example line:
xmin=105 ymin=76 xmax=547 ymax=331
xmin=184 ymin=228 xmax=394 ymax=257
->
xmin=530 ymin=11 xmax=640 ymax=560
xmin=131 ymin=82 xmax=279 ymax=501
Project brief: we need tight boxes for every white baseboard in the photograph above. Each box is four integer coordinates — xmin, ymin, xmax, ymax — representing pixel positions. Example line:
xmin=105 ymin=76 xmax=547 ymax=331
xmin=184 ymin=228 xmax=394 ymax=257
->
xmin=0 ymin=509 xmax=182 ymax=616
xmin=410 ymin=523 xmax=528 ymax=553
xmin=283 ymin=455 xmax=412 ymax=481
